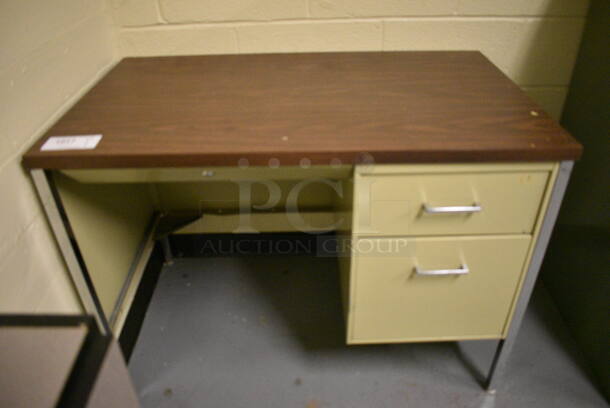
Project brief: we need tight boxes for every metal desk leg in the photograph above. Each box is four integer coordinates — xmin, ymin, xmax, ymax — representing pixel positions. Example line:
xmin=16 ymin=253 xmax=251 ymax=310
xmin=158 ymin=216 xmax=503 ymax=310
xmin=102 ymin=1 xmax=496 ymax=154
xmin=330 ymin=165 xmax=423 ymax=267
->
xmin=31 ymin=169 xmax=109 ymax=335
xmin=160 ymin=236 xmax=173 ymax=265
xmin=486 ymin=161 xmax=574 ymax=391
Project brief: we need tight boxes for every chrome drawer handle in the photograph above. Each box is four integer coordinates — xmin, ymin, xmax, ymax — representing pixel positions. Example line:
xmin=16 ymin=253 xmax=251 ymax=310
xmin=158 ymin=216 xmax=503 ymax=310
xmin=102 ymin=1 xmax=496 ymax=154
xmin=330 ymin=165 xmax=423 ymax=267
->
xmin=414 ymin=264 xmax=470 ymax=276
xmin=422 ymin=203 xmax=482 ymax=214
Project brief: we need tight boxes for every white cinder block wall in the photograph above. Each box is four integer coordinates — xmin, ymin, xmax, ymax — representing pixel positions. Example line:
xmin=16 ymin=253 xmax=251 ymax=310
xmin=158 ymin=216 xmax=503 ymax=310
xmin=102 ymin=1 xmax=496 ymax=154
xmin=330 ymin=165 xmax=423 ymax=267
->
xmin=0 ymin=0 xmax=588 ymax=314
xmin=0 ymin=1 xmax=116 ymax=313
xmin=111 ymin=0 xmax=589 ymax=119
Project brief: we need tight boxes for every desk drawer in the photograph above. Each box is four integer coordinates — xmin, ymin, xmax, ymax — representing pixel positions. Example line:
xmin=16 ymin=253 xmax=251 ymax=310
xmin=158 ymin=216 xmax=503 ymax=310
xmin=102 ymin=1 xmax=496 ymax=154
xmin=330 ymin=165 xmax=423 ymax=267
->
xmin=354 ymin=171 xmax=549 ymax=236
xmin=349 ymin=236 xmax=531 ymax=343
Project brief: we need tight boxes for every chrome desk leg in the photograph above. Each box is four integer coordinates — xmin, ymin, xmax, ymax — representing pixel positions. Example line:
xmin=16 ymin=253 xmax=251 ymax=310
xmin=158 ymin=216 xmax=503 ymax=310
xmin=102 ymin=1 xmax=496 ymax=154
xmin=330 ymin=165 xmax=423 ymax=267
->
xmin=486 ymin=161 xmax=573 ymax=391
xmin=160 ymin=236 xmax=173 ymax=265
xmin=31 ymin=169 xmax=109 ymax=335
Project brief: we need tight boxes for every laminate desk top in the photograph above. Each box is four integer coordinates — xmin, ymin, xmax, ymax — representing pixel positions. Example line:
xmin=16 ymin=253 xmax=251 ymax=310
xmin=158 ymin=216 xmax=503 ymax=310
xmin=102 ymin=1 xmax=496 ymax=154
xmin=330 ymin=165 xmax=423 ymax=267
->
xmin=23 ymin=51 xmax=581 ymax=170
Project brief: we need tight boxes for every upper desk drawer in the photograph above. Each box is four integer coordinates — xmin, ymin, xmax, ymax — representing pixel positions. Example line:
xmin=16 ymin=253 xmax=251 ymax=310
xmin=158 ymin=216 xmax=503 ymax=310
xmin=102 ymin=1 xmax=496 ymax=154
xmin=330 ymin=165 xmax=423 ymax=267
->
xmin=354 ymin=163 xmax=553 ymax=236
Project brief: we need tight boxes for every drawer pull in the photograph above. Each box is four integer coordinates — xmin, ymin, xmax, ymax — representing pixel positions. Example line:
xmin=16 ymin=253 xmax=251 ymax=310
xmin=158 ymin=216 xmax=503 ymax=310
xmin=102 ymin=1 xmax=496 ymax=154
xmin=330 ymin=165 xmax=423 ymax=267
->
xmin=422 ymin=203 xmax=482 ymax=214
xmin=415 ymin=264 xmax=470 ymax=276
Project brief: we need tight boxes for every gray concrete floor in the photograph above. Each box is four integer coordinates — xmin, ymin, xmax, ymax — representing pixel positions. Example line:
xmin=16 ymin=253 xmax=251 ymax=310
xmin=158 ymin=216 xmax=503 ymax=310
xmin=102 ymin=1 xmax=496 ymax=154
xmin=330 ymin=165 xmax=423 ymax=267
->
xmin=129 ymin=256 xmax=607 ymax=408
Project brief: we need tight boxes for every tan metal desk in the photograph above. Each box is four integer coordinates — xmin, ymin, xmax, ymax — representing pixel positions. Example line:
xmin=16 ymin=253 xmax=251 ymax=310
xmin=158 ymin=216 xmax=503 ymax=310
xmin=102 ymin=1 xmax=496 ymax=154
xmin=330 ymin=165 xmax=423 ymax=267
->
xmin=23 ymin=51 xmax=582 ymax=390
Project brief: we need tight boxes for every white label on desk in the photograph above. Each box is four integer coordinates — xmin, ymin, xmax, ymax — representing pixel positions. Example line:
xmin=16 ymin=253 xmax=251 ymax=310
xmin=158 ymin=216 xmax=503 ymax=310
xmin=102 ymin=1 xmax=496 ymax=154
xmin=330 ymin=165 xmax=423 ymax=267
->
xmin=41 ymin=134 xmax=102 ymax=151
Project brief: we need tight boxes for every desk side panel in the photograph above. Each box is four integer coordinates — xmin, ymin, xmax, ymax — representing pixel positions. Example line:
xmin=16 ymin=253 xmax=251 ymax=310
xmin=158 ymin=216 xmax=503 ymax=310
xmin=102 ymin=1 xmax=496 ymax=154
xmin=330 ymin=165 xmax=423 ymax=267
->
xmin=53 ymin=173 xmax=155 ymax=317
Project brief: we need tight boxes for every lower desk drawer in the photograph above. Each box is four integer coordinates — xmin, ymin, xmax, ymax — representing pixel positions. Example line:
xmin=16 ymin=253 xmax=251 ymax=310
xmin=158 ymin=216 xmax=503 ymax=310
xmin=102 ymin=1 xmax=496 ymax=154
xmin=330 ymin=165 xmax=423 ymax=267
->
xmin=348 ymin=235 xmax=531 ymax=344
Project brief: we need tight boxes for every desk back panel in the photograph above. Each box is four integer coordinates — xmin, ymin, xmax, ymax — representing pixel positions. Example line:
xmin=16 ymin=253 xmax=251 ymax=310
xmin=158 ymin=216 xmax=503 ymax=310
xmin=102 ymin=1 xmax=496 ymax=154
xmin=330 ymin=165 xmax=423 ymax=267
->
xmin=175 ymin=212 xmax=340 ymax=234
xmin=154 ymin=180 xmax=338 ymax=213
xmin=53 ymin=173 xmax=155 ymax=317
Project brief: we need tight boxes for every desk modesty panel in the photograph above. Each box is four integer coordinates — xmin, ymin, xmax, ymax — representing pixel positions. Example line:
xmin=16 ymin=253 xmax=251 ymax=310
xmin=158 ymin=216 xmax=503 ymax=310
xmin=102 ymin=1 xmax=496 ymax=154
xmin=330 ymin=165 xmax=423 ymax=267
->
xmin=23 ymin=52 xmax=581 ymax=390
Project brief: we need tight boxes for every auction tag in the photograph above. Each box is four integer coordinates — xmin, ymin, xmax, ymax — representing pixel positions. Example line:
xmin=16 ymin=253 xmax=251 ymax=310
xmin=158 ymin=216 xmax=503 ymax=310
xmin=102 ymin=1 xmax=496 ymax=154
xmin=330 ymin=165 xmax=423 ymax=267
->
xmin=41 ymin=134 xmax=102 ymax=151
